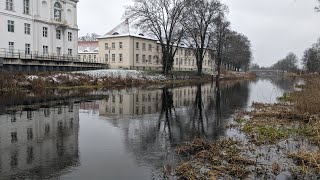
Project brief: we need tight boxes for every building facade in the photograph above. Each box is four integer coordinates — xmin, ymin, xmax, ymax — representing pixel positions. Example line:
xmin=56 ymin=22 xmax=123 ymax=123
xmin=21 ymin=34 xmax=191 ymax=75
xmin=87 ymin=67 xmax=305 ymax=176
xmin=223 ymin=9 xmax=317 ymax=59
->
xmin=98 ymin=20 xmax=215 ymax=72
xmin=0 ymin=0 xmax=79 ymax=58
xmin=78 ymin=41 xmax=105 ymax=63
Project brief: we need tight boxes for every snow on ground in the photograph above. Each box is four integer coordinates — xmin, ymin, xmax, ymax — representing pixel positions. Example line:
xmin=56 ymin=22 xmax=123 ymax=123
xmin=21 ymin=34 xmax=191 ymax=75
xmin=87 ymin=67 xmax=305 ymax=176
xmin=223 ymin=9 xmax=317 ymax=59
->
xmin=74 ymin=70 xmax=167 ymax=81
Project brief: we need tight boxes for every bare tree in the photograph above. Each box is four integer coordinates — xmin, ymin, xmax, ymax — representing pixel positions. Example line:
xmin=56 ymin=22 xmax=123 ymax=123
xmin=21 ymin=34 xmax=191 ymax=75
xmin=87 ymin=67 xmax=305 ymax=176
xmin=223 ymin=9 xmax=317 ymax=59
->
xmin=224 ymin=31 xmax=252 ymax=71
xmin=124 ymin=0 xmax=185 ymax=75
xmin=79 ymin=33 xmax=100 ymax=41
xmin=316 ymin=0 xmax=320 ymax=12
xmin=272 ymin=52 xmax=299 ymax=72
xmin=212 ymin=15 xmax=230 ymax=80
xmin=181 ymin=0 xmax=227 ymax=75
xmin=303 ymin=39 xmax=320 ymax=73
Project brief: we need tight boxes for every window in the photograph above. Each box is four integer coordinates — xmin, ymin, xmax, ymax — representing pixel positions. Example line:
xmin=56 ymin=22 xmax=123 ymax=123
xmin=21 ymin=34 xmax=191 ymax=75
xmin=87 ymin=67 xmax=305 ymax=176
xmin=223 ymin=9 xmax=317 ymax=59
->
xmin=27 ymin=128 xmax=33 ymax=140
xmin=68 ymin=32 xmax=72 ymax=41
xmin=56 ymin=29 xmax=61 ymax=39
xmin=112 ymin=54 xmax=115 ymax=62
xmin=105 ymin=54 xmax=108 ymax=62
xmin=8 ymin=20 xmax=14 ymax=32
xmin=112 ymin=42 xmax=115 ymax=49
xmin=142 ymin=43 xmax=146 ymax=51
xmin=68 ymin=49 xmax=72 ymax=55
xmin=148 ymin=44 xmax=152 ymax=51
xmin=24 ymin=23 xmax=30 ymax=35
xmin=119 ymin=54 xmax=123 ymax=62
xmin=148 ymin=55 xmax=152 ymax=64
xmin=119 ymin=95 xmax=123 ymax=104
xmin=136 ymin=42 xmax=139 ymax=50
xmin=89 ymin=55 xmax=92 ymax=59
xmin=176 ymin=58 xmax=178 ymax=65
xmin=54 ymin=2 xmax=62 ymax=22
xmin=23 ymin=0 xmax=30 ymax=14
xmin=43 ymin=46 xmax=48 ymax=54
xmin=94 ymin=55 xmax=96 ymax=60
xmin=43 ymin=27 xmax=48 ymax=37
xmin=136 ymin=54 xmax=139 ymax=63
xmin=119 ymin=42 xmax=123 ymax=49
xmin=105 ymin=43 xmax=108 ymax=49
xmin=25 ymin=43 xmax=30 ymax=54
xmin=11 ymin=132 xmax=17 ymax=143
xmin=9 ymin=42 xmax=14 ymax=53
xmin=6 ymin=0 xmax=13 ymax=11
xmin=142 ymin=55 xmax=146 ymax=63
xmin=56 ymin=47 xmax=61 ymax=55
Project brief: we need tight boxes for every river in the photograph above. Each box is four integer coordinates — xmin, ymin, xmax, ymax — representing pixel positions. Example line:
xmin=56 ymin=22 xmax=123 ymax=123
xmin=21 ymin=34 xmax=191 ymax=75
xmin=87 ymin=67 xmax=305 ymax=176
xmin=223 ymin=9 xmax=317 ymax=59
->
xmin=0 ymin=77 xmax=299 ymax=180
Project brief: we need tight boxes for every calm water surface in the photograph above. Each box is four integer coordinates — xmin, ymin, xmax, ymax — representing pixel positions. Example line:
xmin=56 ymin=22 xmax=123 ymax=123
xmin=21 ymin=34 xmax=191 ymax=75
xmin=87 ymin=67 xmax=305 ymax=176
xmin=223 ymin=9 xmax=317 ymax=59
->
xmin=0 ymin=78 xmax=298 ymax=180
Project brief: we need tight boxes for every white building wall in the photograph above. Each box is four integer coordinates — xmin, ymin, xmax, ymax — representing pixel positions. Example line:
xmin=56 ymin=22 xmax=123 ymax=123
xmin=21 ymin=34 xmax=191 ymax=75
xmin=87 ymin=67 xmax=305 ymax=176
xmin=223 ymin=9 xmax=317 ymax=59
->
xmin=0 ymin=0 xmax=79 ymax=57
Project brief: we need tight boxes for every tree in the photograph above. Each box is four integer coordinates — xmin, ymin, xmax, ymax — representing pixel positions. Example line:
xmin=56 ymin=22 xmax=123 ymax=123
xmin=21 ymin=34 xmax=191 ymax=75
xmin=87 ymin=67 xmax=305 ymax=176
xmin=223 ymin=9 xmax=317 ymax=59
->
xmin=302 ymin=39 xmax=320 ymax=72
xmin=79 ymin=33 xmax=100 ymax=41
xmin=212 ymin=14 xmax=230 ymax=80
xmin=224 ymin=31 xmax=252 ymax=71
xmin=124 ymin=0 xmax=185 ymax=75
xmin=181 ymin=0 xmax=227 ymax=75
xmin=250 ymin=63 xmax=260 ymax=70
xmin=316 ymin=0 xmax=320 ymax=11
xmin=272 ymin=52 xmax=298 ymax=72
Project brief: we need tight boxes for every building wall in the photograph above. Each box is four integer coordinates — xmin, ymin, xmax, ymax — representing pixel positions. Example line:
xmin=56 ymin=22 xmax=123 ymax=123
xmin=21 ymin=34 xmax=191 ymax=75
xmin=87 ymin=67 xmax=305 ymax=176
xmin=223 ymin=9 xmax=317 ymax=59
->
xmin=78 ymin=52 xmax=101 ymax=63
xmin=0 ymin=103 xmax=79 ymax=176
xmin=98 ymin=36 xmax=214 ymax=71
xmin=0 ymin=0 xmax=78 ymax=56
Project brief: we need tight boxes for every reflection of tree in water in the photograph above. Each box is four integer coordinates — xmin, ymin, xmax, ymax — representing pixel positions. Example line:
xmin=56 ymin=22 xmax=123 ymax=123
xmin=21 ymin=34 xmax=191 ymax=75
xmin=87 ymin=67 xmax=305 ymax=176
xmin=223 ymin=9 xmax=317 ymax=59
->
xmin=121 ymin=81 xmax=250 ymax=172
xmin=261 ymin=77 xmax=299 ymax=92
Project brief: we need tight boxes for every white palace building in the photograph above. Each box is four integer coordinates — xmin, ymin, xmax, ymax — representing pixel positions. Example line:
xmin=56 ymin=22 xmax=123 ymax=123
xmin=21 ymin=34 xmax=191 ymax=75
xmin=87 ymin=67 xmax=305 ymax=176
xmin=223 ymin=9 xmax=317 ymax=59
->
xmin=0 ymin=0 xmax=103 ymax=71
xmin=0 ymin=0 xmax=78 ymax=56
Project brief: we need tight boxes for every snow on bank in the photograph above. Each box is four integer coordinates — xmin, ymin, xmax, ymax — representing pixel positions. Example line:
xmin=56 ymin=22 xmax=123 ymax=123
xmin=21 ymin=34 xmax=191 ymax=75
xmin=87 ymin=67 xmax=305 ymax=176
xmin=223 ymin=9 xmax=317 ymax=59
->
xmin=74 ymin=70 xmax=167 ymax=81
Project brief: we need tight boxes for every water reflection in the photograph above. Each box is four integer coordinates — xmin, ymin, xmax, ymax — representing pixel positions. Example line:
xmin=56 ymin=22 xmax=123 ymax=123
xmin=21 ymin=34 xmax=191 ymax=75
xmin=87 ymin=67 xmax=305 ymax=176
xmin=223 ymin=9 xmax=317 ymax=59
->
xmin=0 ymin=78 xmax=299 ymax=180
xmin=0 ymin=102 xmax=80 ymax=179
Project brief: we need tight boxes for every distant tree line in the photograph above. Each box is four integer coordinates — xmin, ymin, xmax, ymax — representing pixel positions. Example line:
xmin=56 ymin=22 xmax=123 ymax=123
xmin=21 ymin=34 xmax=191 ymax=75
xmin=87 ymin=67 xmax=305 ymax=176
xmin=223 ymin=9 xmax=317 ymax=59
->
xmin=79 ymin=33 xmax=101 ymax=41
xmin=124 ymin=0 xmax=252 ymax=76
xmin=302 ymin=39 xmax=320 ymax=73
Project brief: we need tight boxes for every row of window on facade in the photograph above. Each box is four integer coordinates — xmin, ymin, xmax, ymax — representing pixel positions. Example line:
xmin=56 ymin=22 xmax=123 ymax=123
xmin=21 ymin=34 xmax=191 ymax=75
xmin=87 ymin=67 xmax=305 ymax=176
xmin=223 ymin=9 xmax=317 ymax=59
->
xmin=7 ymin=42 xmax=73 ymax=56
xmin=5 ymin=0 xmax=30 ymax=14
xmin=7 ymin=20 xmax=73 ymax=41
xmin=5 ymin=0 xmax=63 ymax=22
xmin=174 ymin=58 xmax=212 ymax=67
xmin=105 ymin=42 xmax=159 ymax=52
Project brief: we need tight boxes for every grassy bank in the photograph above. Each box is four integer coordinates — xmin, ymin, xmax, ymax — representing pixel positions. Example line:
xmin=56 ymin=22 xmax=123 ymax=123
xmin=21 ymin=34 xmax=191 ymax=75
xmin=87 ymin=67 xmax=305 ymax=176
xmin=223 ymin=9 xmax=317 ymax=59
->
xmin=0 ymin=70 xmax=255 ymax=92
xmin=171 ymin=75 xmax=320 ymax=179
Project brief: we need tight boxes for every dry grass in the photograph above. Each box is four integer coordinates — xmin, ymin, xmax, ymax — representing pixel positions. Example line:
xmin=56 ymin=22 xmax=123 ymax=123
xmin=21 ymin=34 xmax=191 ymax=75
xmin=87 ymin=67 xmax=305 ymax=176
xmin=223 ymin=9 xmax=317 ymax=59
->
xmin=292 ymin=76 xmax=320 ymax=115
xmin=175 ymin=138 xmax=255 ymax=179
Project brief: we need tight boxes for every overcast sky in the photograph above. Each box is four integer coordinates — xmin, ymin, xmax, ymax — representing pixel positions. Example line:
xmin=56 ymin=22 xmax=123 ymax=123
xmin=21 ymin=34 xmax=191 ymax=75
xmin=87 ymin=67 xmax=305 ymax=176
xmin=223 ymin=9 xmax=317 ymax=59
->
xmin=78 ymin=0 xmax=320 ymax=67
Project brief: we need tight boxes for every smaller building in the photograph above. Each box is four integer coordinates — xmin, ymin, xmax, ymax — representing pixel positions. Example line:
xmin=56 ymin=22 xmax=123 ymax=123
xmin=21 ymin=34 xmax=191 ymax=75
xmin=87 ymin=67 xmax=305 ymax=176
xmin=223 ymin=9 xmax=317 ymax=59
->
xmin=78 ymin=41 xmax=105 ymax=63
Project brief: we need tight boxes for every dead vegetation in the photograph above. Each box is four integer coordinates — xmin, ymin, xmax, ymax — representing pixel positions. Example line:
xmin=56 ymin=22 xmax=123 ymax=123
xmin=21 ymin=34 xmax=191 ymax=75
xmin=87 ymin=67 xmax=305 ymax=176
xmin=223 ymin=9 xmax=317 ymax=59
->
xmin=173 ymin=76 xmax=320 ymax=179
xmin=174 ymin=138 xmax=255 ymax=179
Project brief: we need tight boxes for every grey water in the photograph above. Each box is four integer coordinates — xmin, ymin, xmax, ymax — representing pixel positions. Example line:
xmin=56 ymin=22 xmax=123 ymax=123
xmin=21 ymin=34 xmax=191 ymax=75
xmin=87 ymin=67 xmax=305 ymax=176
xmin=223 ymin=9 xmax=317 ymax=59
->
xmin=0 ymin=77 xmax=299 ymax=180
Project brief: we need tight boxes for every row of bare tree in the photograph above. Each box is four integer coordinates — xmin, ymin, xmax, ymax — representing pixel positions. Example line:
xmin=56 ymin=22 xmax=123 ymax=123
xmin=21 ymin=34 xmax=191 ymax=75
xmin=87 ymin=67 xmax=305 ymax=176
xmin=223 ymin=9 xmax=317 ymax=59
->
xmin=124 ymin=0 xmax=252 ymax=77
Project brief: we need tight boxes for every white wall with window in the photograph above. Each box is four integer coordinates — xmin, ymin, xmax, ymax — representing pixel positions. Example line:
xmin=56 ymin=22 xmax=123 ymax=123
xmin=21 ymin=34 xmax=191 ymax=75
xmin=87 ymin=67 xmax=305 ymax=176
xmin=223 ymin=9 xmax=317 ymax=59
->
xmin=0 ymin=0 xmax=79 ymax=57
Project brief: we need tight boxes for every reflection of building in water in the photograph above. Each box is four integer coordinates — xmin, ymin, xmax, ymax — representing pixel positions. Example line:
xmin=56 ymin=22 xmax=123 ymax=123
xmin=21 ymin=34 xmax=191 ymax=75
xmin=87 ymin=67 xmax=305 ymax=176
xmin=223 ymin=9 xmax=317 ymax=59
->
xmin=97 ymin=85 xmax=213 ymax=116
xmin=0 ymin=103 xmax=80 ymax=179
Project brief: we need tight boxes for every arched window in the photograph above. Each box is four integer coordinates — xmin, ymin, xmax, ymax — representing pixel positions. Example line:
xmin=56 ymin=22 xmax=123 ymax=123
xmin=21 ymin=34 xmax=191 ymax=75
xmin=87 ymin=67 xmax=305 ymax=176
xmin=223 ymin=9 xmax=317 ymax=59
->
xmin=54 ymin=2 xmax=62 ymax=22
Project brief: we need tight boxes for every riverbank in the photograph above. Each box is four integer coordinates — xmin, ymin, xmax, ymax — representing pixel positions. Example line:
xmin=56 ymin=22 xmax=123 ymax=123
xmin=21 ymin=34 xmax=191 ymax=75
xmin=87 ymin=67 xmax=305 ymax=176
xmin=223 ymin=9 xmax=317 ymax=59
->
xmin=171 ymin=75 xmax=320 ymax=179
xmin=0 ymin=70 xmax=255 ymax=92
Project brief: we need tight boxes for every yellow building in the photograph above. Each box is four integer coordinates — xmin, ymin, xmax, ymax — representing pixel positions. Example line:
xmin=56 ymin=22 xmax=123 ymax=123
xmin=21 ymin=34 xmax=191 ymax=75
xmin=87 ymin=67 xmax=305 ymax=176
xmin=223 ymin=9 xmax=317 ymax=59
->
xmin=98 ymin=20 xmax=215 ymax=72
